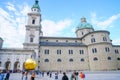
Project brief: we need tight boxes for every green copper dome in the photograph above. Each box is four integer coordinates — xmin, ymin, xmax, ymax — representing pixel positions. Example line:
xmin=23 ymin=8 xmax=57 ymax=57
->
xmin=77 ymin=17 xmax=93 ymax=29
xmin=32 ymin=0 xmax=40 ymax=10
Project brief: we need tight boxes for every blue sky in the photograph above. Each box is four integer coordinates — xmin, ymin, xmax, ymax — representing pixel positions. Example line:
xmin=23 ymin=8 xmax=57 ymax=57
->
xmin=0 ymin=0 xmax=120 ymax=48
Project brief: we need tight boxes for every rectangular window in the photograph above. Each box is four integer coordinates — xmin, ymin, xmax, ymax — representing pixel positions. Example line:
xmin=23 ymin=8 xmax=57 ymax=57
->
xmin=92 ymin=48 xmax=97 ymax=53
xmin=57 ymin=50 xmax=61 ymax=54
xmin=30 ymin=37 xmax=33 ymax=42
xmin=69 ymin=50 xmax=73 ymax=54
xmin=44 ymin=49 xmax=49 ymax=54
xmin=105 ymin=47 xmax=110 ymax=52
xmin=115 ymin=49 xmax=119 ymax=54
xmin=103 ymin=37 xmax=107 ymax=41
xmin=32 ymin=19 xmax=35 ymax=24
xmin=79 ymin=50 xmax=84 ymax=54
xmin=91 ymin=38 xmax=96 ymax=43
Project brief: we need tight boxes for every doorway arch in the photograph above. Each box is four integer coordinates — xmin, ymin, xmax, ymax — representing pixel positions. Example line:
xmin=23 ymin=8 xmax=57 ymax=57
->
xmin=14 ymin=61 xmax=20 ymax=72
xmin=5 ymin=61 xmax=11 ymax=70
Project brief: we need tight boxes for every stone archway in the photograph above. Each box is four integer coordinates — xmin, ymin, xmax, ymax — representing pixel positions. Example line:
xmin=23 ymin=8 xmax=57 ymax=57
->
xmin=14 ymin=61 xmax=20 ymax=72
xmin=5 ymin=61 xmax=11 ymax=70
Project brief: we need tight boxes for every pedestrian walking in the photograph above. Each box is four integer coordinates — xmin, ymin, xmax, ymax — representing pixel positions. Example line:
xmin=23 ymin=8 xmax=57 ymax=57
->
xmin=49 ymin=72 xmax=52 ymax=78
xmin=74 ymin=71 xmax=79 ymax=80
xmin=42 ymin=71 xmax=44 ymax=77
xmin=55 ymin=72 xmax=58 ymax=80
xmin=30 ymin=72 xmax=36 ymax=80
xmin=70 ymin=72 xmax=76 ymax=80
xmin=22 ymin=71 xmax=28 ymax=80
xmin=62 ymin=72 xmax=69 ymax=80
xmin=79 ymin=72 xmax=85 ymax=80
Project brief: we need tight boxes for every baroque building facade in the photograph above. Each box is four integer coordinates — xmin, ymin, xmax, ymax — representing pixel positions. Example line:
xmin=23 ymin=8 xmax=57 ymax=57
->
xmin=0 ymin=0 xmax=120 ymax=71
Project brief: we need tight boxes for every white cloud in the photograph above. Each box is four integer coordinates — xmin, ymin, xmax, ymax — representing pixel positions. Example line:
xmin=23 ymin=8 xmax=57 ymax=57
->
xmin=6 ymin=2 xmax=16 ymax=11
xmin=91 ymin=12 xmax=120 ymax=29
xmin=0 ymin=2 xmax=30 ymax=48
xmin=112 ymin=39 xmax=120 ymax=45
xmin=20 ymin=4 xmax=31 ymax=16
xmin=41 ymin=19 xmax=72 ymax=37
xmin=0 ymin=2 xmax=73 ymax=48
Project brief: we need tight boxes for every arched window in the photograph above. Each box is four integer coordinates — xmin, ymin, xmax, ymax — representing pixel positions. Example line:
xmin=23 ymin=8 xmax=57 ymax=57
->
xmin=57 ymin=59 xmax=62 ymax=62
xmin=81 ymin=58 xmax=85 ymax=62
xmin=44 ymin=59 xmax=49 ymax=62
xmin=69 ymin=58 xmax=73 ymax=62
xmin=93 ymin=57 xmax=98 ymax=61
xmin=107 ymin=57 xmax=111 ymax=60
xmin=117 ymin=57 xmax=120 ymax=60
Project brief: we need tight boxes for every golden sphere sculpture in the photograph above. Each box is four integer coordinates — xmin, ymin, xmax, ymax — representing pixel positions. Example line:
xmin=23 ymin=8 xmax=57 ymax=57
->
xmin=24 ymin=58 xmax=37 ymax=70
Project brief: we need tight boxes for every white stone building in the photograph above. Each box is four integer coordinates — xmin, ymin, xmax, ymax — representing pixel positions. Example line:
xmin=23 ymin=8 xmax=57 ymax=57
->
xmin=0 ymin=0 xmax=120 ymax=71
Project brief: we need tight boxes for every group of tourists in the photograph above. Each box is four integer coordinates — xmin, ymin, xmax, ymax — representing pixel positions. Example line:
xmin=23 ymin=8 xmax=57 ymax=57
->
xmin=0 ymin=70 xmax=85 ymax=80
xmin=21 ymin=71 xmax=85 ymax=80
xmin=71 ymin=71 xmax=85 ymax=80
xmin=62 ymin=71 xmax=85 ymax=80
xmin=0 ymin=70 xmax=10 ymax=80
xmin=22 ymin=71 xmax=36 ymax=80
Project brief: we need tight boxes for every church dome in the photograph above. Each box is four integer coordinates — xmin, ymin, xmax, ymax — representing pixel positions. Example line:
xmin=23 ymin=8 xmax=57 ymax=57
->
xmin=32 ymin=0 xmax=40 ymax=10
xmin=77 ymin=17 xmax=93 ymax=29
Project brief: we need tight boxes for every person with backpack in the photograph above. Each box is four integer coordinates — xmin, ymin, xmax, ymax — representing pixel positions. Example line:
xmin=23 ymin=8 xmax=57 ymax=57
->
xmin=79 ymin=72 xmax=85 ymax=80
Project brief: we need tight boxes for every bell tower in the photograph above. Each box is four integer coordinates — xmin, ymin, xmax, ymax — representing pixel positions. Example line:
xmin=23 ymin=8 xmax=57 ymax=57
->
xmin=23 ymin=0 xmax=42 ymax=68
xmin=23 ymin=0 xmax=42 ymax=48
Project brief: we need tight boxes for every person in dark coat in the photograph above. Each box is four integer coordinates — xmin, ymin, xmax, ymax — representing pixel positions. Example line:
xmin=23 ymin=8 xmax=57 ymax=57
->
xmin=62 ymin=72 xmax=69 ymax=80
xmin=5 ymin=71 xmax=10 ymax=80
xmin=30 ymin=72 xmax=36 ymax=80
